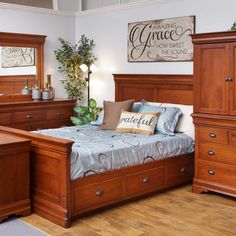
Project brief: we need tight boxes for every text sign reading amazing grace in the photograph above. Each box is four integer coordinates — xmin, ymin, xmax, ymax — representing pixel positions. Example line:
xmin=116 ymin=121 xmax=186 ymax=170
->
xmin=128 ymin=16 xmax=195 ymax=62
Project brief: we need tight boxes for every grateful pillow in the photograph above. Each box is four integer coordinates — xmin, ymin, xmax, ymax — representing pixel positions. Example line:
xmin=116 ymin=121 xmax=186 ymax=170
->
xmin=116 ymin=111 xmax=160 ymax=135
xmin=99 ymin=100 xmax=134 ymax=130
xmin=138 ymin=104 xmax=181 ymax=135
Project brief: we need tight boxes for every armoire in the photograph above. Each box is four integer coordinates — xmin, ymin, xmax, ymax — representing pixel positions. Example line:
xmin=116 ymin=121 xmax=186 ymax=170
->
xmin=192 ymin=31 xmax=236 ymax=197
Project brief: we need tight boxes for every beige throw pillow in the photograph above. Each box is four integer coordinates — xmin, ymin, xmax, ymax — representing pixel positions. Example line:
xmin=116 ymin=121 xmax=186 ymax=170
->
xmin=116 ymin=111 xmax=160 ymax=135
xmin=99 ymin=100 xmax=134 ymax=130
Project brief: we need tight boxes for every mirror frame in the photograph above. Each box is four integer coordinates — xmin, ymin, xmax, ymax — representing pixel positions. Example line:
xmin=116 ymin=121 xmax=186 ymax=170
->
xmin=0 ymin=32 xmax=46 ymax=91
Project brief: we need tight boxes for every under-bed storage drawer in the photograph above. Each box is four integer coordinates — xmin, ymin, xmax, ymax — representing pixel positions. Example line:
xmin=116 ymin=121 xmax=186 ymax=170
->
xmin=73 ymin=177 xmax=123 ymax=213
xmin=124 ymin=166 xmax=165 ymax=197
xmin=167 ymin=157 xmax=194 ymax=185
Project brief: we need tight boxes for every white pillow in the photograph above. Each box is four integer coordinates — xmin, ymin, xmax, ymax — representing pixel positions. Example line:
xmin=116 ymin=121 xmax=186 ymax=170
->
xmin=160 ymin=103 xmax=194 ymax=139
xmin=146 ymin=102 xmax=162 ymax=106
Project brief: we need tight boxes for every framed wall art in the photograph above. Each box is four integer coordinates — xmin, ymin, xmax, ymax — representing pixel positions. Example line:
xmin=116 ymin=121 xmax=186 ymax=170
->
xmin=128 ymin=15 xmax=195 ymax=62
xmin=1 ymin=46 xmax=35 ymax=68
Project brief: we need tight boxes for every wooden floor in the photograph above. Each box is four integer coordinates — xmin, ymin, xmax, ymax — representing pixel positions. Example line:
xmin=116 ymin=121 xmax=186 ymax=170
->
xmin=21 ymin=185 xmax=236 ymax=236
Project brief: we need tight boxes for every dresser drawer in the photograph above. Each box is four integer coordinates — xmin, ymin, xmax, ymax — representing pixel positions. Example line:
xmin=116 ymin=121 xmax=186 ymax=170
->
xmin=199 ymin=143 xmax=236 ymax=166
xmin=167 ymin=158 xmax=194 ymax=185
xmin=46 ymin=108 xmax=72 ymax=120
xmin=197 ymin=126 xmax=228 ymax=144
xmin=125 ymin=166 xmax=165 ymax=197
xmin=73 ymin=177 xmax=123 ymax=212
xmin=13 ymin=110 xmax=44 ymax=123
xmin=0 ymin=113 xmax=12 ymax=125
xmin=198 ymin=161 xmax=236 ymax=187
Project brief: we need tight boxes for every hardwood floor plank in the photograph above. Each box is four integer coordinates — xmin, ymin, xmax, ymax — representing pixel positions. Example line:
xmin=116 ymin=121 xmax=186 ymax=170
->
xmin=21 ymin=185 xmax=236 ymax=235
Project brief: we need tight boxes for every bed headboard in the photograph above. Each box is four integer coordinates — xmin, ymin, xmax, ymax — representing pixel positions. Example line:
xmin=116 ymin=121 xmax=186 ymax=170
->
xmin=114 ymin=74 xmax=193 ymax=105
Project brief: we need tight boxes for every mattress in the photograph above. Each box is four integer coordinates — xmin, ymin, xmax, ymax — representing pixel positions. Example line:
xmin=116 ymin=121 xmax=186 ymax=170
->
xmin=35 ymin=125 xmax=194 ymax=180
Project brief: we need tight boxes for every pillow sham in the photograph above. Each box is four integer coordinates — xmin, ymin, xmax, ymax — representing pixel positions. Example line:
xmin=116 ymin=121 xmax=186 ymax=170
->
xmin=99 ymin=100 xmax=134 ymax=130
xmin=116 ymin=111 xmax=160 ymax=135
xmin=161 ymin=103 xmax=194 ymax=139
xmin=138 ymin=104 xmax=182 ymax=136
xmin=91 ymin=100 xmax=146 ymax=126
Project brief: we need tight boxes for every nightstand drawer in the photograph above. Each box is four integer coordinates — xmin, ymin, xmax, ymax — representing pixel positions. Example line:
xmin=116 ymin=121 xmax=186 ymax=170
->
xmin=46 ymin=108 xmax=73 ymax=120
xmin=73 ymin=177 xmax=123 ymax=212
xmin=198 ymin=161 xmax=236 ymax=187
xmin=125 ymin=166 xmax=165 ymax=197
xmin=13 ymin=110 xmax=44 ymax=123
xmin=197 ymin=126 xmax=228 ymax=144
xmin=199 ymin=143 xmax=236 ymax=166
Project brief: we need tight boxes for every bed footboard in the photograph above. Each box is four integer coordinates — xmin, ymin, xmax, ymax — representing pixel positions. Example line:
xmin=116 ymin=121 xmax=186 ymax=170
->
xmin=0 ymin=126 xmax=73 ymax=228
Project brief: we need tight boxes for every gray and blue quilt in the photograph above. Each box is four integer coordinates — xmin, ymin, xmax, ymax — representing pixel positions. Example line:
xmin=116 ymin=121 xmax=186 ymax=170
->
xmin=35 ymin=125 xmax=194 ymax=180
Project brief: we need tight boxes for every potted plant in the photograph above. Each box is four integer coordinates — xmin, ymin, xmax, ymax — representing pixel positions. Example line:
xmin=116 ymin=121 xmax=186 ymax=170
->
xmin=54 ymin=35 xmax=96 ymax=100
xmin=71 ymin=98 xmax=101 ymax=125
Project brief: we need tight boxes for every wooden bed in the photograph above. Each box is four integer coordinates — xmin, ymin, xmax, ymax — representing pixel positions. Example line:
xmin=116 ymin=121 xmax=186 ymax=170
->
xmin=0 ymin=74 xmax=194 ymax=228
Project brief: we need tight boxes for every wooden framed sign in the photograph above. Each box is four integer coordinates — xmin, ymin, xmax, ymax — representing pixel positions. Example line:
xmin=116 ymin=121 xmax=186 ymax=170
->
xmin=1 ymin=46 xmax=35 ymax=68
xmin=128 ymin=15 xmax=195 ymax=62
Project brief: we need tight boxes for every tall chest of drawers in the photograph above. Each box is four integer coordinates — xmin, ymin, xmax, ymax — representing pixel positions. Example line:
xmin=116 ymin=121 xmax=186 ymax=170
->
xmin=191 ymin=31 xmax=236 ymax=197
xmin=0 ymin=99 xmax=75 ymax=131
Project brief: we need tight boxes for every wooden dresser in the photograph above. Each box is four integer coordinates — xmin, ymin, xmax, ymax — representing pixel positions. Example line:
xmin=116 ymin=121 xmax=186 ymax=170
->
xmin=192 ymin=31 xmax=236 ymax=197
xmin=0 ymin=133 xmax=31 ymax=220
xmin=0 ymin=99 xmax=75 ymax=131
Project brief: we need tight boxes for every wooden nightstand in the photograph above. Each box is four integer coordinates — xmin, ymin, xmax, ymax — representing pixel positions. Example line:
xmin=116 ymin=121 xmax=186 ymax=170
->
xmin=0 ymin=132 xmax=31 ymax=221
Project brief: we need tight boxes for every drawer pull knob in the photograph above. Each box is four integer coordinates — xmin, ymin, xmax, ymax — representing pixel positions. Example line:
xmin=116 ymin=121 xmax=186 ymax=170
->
xmin=95 ymin=190 xmax=104 ymax=196
xmin=209 ymin=133 xmax=216 ymax=138
xmin=56 ymin=112 xmax=62 ymax=116
xmin=208 ymin=170 xmax=215 ymax=175
xmin=26 ymin=114 xmax=33 ymax=119
xmin=143 ymin=177 xmax=150 ymax=183
xmin=208 ymin=150 xmax=215 ymax=155
xmin=225 ymin=77 xmax=233 ymax=82
xmin=180 ymin=167 xmax=186 ymax=172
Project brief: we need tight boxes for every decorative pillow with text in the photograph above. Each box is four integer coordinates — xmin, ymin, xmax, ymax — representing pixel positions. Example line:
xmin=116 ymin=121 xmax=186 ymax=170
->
xmin=116 ymin=111 xmax=160 ymax=135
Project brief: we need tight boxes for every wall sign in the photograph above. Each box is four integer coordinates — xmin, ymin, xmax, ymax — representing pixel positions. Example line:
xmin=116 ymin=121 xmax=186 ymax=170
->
xmin=128 ymin=15 xmax=195 ymax=62
xmin=1 ymin=47 xmax=35 ymax=68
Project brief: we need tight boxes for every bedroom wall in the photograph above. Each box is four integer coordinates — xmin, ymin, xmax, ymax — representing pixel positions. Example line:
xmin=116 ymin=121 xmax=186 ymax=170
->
xmin=0 ymin=6 xmax=75 ymax=98
xmin=76 ymin=0 xmax=236 ymax=105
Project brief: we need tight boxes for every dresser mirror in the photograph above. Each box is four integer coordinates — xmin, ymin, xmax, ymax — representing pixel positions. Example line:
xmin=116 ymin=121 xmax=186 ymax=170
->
xmin=0 ymin=32 xmax=46 ymax=100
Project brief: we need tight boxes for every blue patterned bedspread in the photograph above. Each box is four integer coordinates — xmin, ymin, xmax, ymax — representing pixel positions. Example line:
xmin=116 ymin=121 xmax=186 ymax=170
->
xmin=35 ymin=125 xmax=194 ymax=180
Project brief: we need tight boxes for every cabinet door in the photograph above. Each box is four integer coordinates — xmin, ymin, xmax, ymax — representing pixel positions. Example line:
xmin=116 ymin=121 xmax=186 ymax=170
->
xmin=194 ymin=43 xmax=229 ymax=114
xmin=229 ymin=43 xmax=236 ymax=115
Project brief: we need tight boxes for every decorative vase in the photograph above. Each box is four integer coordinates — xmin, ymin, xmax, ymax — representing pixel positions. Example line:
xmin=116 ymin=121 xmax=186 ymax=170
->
xmin=32 ymin=80 xmax=42 ymax=100
xmin=21 ymin=79 xmax=32 ymax=95
xmin=42 ymin=82 xmax=52 ymax=100
xmin=47 ymin=74 xmax=54 ymax=99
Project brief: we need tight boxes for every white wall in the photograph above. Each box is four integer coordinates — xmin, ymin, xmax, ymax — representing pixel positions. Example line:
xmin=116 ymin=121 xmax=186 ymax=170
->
xmin=0 ymin=6 xmax=76 ymax=98
xmin=76 ymin=0 xmax=236 ymax=105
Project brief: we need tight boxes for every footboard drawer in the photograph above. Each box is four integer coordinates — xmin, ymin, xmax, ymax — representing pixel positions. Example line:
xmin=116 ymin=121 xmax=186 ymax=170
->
xmin=124 ymin=166 xmax=165 ymax=197
xmin=73 ymin=177 xmax=123 ymax=213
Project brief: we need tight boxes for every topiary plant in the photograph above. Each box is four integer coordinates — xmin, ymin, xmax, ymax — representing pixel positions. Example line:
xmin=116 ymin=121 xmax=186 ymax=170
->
xmin=70 ymin=98 xmax=101 ymax=125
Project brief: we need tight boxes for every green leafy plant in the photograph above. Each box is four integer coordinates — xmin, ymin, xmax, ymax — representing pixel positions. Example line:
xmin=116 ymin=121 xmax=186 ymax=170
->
xmin=71 ymin=98 xmax=101 ymax=125
xmin=54 ymin=35 xmax=96 ymax=100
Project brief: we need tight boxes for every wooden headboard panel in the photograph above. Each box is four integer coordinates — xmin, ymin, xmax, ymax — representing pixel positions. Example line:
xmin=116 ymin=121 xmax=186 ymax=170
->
xmin=114 ymin=74 xmax=193 ymax=105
